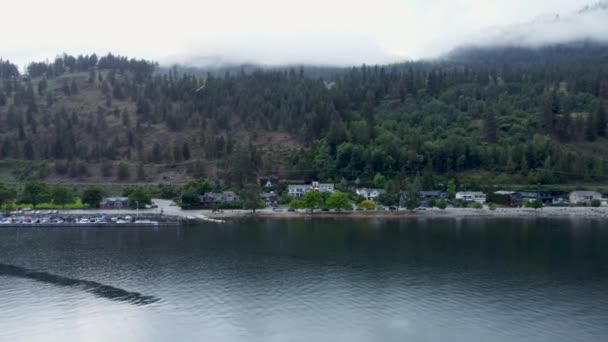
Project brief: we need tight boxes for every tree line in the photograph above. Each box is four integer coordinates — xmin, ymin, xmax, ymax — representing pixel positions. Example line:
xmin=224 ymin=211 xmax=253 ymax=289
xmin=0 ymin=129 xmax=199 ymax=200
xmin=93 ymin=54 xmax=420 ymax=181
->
xmin=0 ymin=44 xmax=607 ymax=188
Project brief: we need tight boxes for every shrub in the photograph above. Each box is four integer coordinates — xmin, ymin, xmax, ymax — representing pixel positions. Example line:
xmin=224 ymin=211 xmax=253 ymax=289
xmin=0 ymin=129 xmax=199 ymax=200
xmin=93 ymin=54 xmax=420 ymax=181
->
xmin=218 ymin=201 xmax=242 ymax=210
xmin=531 ymin=200 xmax=543 ymax=209
xmin=357 ymin=200 xmax=377 ymax=210
xmin=591 ymin=199 xmax=601 ymax=208
xmin=437 ymin=198 xmax=447 ymax=210
xmin=289 ymin=199 xmax=304 ymax=209
xmin=471 ymin=202 xmax=483 ymax=209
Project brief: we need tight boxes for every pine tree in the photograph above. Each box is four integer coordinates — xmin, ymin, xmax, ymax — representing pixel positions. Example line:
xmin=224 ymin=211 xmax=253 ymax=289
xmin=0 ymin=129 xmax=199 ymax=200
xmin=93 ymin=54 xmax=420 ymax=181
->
xmin=23 ymin=140 xmax=34 ymax=160
xmin=116 ymin=162 xmax=130 ymax=181
xmin=540 ymin=94 xmax=555 ymax=134
xmin=483 ymin=111 xmax=497 ymax=143
xmin=136 ymin=163 xmax=145 ymax=180
xmin=597 ymin=101 xmax=607 ymax=137
xmin=182 ymin=143 xmax=191 ymax=160
xmin=70 ymin=80 xmax=79 ymax=95
xmin=37 ymin=78 xmax=47 ymax=95
xmin=585 ymin=112 xmax=597 ymax=141
xmin=62 ymin=80 xmax=71 ymax=96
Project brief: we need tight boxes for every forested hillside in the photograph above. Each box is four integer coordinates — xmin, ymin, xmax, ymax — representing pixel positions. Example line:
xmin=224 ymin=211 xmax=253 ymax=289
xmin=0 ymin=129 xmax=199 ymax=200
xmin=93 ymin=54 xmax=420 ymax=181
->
xmin=0 ymin=43 xmax=607 ymax=188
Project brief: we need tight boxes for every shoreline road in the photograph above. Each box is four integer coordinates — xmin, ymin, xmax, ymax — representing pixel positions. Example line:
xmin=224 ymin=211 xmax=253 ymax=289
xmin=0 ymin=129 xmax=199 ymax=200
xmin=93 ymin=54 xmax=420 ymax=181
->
xmin=54 ymin=200 xmax=608 ymax=221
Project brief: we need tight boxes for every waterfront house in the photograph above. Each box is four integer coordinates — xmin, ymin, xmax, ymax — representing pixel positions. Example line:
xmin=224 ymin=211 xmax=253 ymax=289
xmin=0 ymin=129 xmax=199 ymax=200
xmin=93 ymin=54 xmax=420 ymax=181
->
xmin=99 ymin=197 xmax=130 ymax=209
xmin=399 ymin=190 xmax=450 ymax=207
xmin=288 ymin=182 xmax=335 ymax=197
xmin=199 ymin=191 xmax=240 ymax=208
xmin=259 ymin=177 xmax=280 ymax=188
xmin=288 ymin=184 xmax=310 ymax=198
xmin=569 ymin=191 xmax=603 ymax=205
xmin=260 ymin=192 xmax=278 ymax=206
xmin=455 ymin=192 xmax=486 ymax=203
xmin=515 ymin=190 xmax=564 ymax=204
xmin=419 ymin=191 xmax=449 ymax=200
xmin=491 ymin=191 xmax=518 ymax=206
xmin=356 ymin=188 xmax=386 ymax=201
xmin=311 ymin=181 xmax=334 ymax=192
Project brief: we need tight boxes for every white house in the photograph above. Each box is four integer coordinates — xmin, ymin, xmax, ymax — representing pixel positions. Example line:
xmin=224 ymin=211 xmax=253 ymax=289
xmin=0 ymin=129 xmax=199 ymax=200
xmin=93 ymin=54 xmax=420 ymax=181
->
xmin=569 ymin=191 xmax=602 ymax=205
xmin=288 ymin=182 xmax=335 ymax=198
xmin=356 ymin=188 xmax=386 ymax=201
xmin=311 ymin=181 xmax=334 ymax=192
xmin=456 ymin=191 xmax=486 ymax=203
xmin=288 ymin=185 xmax=310 ymax=198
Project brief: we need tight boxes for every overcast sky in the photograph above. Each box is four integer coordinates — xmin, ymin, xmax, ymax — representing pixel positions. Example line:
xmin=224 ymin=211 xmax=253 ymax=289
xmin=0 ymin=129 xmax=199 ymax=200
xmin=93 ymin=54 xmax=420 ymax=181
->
xmin=0 ymin=0 xmax=595 ymax=67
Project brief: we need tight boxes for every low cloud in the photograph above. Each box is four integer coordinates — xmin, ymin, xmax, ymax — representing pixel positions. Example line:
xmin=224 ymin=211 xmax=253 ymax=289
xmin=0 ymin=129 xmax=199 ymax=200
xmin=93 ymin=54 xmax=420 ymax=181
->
xmin=463 ymin=2 xmax=608 ymax=49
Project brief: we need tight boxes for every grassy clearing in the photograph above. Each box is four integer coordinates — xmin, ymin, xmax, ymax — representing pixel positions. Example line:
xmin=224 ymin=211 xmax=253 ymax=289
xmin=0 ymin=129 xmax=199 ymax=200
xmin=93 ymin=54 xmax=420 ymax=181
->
xmin=14 ymin=198 xmax=90 ymax=210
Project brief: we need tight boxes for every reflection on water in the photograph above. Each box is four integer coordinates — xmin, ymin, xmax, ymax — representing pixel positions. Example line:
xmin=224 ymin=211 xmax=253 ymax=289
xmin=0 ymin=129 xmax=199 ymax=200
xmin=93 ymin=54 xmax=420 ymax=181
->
xmin=0 ymin=218 xmax=607 ymax=342
xmin=0 ymin=262 xmax=159 ymax=305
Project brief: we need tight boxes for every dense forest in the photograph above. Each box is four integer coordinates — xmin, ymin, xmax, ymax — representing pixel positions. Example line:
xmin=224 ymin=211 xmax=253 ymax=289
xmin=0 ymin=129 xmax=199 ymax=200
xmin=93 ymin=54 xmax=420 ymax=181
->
xmin=0 ymin=42 xmax=608 ymax=190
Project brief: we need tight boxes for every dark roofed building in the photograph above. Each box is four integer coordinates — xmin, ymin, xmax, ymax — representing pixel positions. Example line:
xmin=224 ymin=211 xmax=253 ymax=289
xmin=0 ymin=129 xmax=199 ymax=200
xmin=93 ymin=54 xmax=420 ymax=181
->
xmin=514 ymin=190 xmax=564 ymax=204
xmin=199 ymin=191 xmax=240 ymax=209
xmin=99 ymin=197 xmax=130 ymax=209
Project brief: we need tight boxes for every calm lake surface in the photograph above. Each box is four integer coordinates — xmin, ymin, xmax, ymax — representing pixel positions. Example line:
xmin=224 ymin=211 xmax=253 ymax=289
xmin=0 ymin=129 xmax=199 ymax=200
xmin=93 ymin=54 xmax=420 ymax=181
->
xmin=1 ymin=218 xmax=607 ymax=342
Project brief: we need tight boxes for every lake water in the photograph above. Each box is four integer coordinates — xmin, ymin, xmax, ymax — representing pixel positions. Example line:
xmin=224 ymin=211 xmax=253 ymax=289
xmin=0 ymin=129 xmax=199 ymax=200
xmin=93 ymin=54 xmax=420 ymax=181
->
xmin=1 ymin=218 xmax=607 ymax=342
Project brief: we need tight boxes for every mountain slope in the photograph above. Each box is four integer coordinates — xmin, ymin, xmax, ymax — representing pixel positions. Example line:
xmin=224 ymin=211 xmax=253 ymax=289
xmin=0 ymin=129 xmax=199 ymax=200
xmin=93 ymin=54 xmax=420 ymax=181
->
xmin=0 ymin=42 xmax=607 ymax=188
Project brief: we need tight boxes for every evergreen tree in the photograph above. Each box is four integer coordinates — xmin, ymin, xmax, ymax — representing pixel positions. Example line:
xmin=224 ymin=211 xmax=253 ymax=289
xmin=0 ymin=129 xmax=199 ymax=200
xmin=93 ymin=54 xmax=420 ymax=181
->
xmin=597 ymin=101 xmax=607 ymax=137
xmin=585 ymin=112 xmax=597 ymax=141
xmin=182 ymin=143 xmax=191 ymax=160
xmin=483 ymin=111 xmax=497 ymax=143
xmin=70 ymin=80 xmax=79 ymax=95
xmin=37 ymin=78 xmax=47 ymax=95
xmin=82 ymin=187 xmax=104 ymax=208
xmin=136 ymin=163 xmax=145 ymax=180
xmin=116 ymin=162 xmax=130 ymax=180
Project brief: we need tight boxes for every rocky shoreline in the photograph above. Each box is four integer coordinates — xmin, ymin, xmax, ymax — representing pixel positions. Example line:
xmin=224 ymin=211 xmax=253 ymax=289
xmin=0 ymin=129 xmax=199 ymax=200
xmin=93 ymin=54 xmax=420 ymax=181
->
xmin=206 ymin=207 xmax=608 ymax=220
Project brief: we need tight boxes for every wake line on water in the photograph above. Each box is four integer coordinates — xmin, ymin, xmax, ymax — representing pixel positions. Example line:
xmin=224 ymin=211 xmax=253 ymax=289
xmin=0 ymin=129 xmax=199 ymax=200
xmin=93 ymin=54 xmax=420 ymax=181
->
xmin=0 ymin=263 xmax=160 ymax=305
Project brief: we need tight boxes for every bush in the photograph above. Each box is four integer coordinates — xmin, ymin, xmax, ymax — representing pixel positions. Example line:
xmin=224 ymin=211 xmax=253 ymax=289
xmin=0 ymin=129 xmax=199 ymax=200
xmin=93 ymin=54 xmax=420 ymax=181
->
xmin=471 ymin=202 xmax=483 ymax=209
xmin=278 ymin=193 xmax=291 ymax=205
xmin=591 ymin=199 xmax=601 ymax=208
xmin=218 ymin=201 xmax=243 ymax=209
xmin=357 ymin=200 xmax=377 ymax=210
xmin=289 ymin=199 xmax=304 ymax=209
xmin=437 ymin=198 xmax=447 ymax=210
xmin=427 ymin=198 xmax=437 ymax=208
xmin=531 ymin=200 xmax=543 ymax=209
xmin=326 ymin=192 xmax=351 ymax=210
xmin=181 ymin=191 xmax=200 ymax=209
